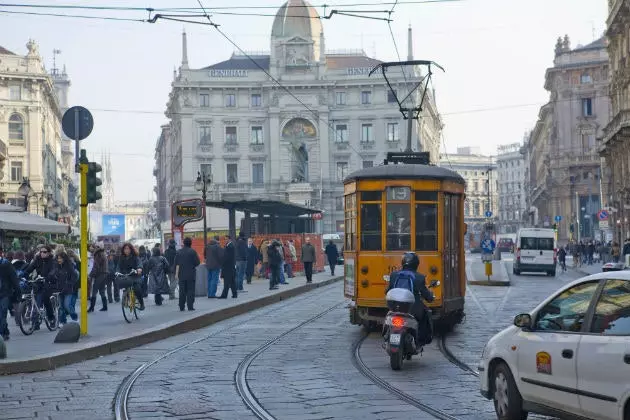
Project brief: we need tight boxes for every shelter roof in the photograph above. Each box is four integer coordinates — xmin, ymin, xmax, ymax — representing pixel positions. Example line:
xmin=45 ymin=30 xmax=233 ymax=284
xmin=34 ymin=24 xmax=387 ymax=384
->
xmin=344 ymin=164 xmax=465 ymax=184
xmin=205 ymin=198 xmax=322 ymax=217
xmin=0 ymin=207 xmax=69 ymax=234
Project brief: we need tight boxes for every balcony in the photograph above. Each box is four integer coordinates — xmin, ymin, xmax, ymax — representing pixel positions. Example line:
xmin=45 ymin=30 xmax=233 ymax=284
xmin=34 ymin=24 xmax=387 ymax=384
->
xmin=249 ymin=143 xmax=265 ymax=153
xmin=360 ymin=141 xmax=375 ymax=150
xmin=223 ymin=143 xmax=239 ymax=153
xmin=602 ymin=109 xmax=630 ymax=146
xmin=198 ymin=143 xmax=214 ymax=154
xmin=387 ymin=140 xmax=401 ymax=150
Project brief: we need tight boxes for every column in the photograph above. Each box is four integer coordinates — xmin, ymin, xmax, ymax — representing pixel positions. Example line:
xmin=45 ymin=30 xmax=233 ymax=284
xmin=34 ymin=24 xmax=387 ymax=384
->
xmin=257 ymin=213 xmax=265 ymax=234
xmin=228 ymin=206 xmax=237 ymax=239
xmin=244 ymin=211 xmax=251 ymax=236
xmin=269 ymin=112 xmax=281 ymax=182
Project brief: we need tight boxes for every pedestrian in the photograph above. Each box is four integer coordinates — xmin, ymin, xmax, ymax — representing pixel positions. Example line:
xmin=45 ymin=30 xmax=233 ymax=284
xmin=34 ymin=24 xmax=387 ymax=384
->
xmin=117 ymin=243 xmax=145 ymax=311
xmin=219 ymin=235 xmax=237 ymax=299
xmin=24 ymin=245 xmax=56 ymax=328
xmin=235 ymin=232 xmax=248 ymax=292
xmin=164 ymin=239 xmax=178 ymax=299
xmin=205 ymin=237 xmax=223 ymax=298
xmin=259 ymin=239 xmax=270 ymax=278
xmin=138 ymin=245 xmax=151 ymax=298
xmin=246 ymin=237 xmax=259 ymax=284
xmin=286 ymin=240 xmax=297 ymax=278
xmin=557 ymin=246 xmax=567 ymax=272
xmin=267 ymin=240 xmax=282 ymax=290
xmin=0 ymin=248 xmax=20 ymax=340
xmin=52 ymin=251 xmax=79 ymax=324
xmin=174 ymin=237 xmax=200 ymax=311
xmin=301 ymin=237 xmax=316 ymax=283
xmin=147 ymin=247 xmax=170 ymax=306
xmin=325 ymin=240 xmax=339 ymax=276
xmin=277 ymin=239 xmax=288 ymax=285
xmin=612 ymin=241 xmax=621 ymax=263
xmin=88 ymin=248 xmax=109 ymax=312
xmin=106 ymin=250 xmax=120 ymax=303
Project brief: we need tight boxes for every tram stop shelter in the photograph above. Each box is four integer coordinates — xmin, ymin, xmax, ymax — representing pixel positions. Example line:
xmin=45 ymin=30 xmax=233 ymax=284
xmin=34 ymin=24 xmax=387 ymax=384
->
xmin=204 ymin=198 xmax=323 ymax=238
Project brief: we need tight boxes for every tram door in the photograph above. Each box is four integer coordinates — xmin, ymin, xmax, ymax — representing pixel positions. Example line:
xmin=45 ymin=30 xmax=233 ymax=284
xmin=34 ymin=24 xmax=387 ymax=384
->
xmin=443 ymin=194 xmax=462 ymax=299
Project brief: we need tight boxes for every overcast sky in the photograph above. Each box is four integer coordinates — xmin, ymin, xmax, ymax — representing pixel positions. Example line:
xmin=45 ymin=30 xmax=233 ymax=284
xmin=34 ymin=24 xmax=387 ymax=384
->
xmin=1 ymin=0 xmax=607 ymax=202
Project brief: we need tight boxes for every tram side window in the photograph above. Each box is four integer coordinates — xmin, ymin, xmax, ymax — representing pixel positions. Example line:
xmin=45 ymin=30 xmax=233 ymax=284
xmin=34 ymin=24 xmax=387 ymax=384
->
xmin=416 ymin=204 xmax=437 ymax=251
xmin=344 ymin=194 xmax=357 ymax=251
xmin=360 ymin=203 xmax=382 ymax=250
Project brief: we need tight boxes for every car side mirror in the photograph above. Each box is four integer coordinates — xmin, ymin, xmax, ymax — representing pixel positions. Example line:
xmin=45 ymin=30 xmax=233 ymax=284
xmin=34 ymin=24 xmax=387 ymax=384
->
xmin=514 ymin=313 xmax=532 ymax=329
xmin=429 ymin=280 xmax=440 ymax=288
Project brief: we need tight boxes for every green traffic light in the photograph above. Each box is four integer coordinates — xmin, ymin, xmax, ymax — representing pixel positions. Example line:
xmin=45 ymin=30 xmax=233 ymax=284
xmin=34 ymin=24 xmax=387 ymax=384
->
xmin=87 ymin=161 xmax=102 ymax=204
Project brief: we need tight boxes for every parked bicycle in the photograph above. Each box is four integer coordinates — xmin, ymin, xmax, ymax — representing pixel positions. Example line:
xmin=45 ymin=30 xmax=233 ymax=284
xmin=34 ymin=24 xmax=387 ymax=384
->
xmin=16 ymin=275 xmax=60 ymax=335
xmin=115 ymin=270 xmax=141 ymax=323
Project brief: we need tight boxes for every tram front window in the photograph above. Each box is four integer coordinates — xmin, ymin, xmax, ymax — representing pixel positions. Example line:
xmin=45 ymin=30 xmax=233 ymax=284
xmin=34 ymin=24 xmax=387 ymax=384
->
xmin=386 ymin=203 xmax=411 ymax=250
xmin=360 ymin=203 xmax=382 ymax=250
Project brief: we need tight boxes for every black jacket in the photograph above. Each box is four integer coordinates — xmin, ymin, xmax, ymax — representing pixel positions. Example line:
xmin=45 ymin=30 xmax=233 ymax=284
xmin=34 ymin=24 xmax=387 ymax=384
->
xmin=117 ymin=255 xmax=141 ymax=276
xmin=164 ymin=245 xmax=177 ymax=273
xmin=221 ymin=241 xmax=236 ymax=276
xmin=25 ymin=255 xmax=54 ymax=279
xmin=0 ymin=259 xmax=20 ymax=301
xmin=235 ymin=237 xmax=248 ymax=262
xmin=50 ymin=263 xmax=79 ymax=295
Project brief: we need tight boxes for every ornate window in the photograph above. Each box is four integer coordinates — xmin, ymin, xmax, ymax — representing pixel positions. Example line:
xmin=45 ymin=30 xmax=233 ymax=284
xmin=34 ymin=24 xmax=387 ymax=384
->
xmin=9 ymin=114 xmax=24 ymax=140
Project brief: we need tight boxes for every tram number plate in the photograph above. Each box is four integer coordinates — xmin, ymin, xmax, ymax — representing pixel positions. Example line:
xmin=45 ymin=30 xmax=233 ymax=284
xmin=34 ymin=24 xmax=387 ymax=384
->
xmin=389 ymin=334 xmax=401 ymax=345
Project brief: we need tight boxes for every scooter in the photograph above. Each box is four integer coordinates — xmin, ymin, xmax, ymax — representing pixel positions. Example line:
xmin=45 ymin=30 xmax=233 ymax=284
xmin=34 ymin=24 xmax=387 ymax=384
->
xmin=382 ymin=278 xmax=440 ymax=371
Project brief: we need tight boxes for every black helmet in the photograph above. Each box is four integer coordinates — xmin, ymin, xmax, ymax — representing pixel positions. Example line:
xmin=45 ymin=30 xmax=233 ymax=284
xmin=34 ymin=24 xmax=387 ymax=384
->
xmin=401 ymin=252 xmax=419 ymax=271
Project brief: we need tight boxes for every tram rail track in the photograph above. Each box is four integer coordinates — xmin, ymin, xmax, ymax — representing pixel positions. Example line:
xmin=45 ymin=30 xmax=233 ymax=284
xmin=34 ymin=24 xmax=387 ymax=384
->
xmin=112 ymin=285 xmax=341 ymax=420
xmin=437 ymin=334 xmax=480 ymax=377
xmin=352 ymin=334 xmax=461 ymax=420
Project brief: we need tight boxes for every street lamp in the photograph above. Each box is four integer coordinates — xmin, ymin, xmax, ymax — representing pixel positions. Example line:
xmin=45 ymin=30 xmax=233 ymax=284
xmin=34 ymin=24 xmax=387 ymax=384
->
xmin=17 ymin=178 xmax=32 ymax=211
xmin=195 ymin=171 xmax=212 ymax=251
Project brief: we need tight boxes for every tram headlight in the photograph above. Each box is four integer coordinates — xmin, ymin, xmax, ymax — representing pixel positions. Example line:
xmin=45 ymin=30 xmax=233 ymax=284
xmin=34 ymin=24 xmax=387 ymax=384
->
xmin=430 ymin=265 xmax=438 ymax=275
xmin=361 ymin=265 xmax=369 ymax=274
xmin=361 ymin=279 xmax=369 ymax=288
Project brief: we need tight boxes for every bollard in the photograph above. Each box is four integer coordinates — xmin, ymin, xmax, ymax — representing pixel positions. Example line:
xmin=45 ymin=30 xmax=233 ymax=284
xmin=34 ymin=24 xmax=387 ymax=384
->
xmin=485 ymin=261 xmax=493 ymax=281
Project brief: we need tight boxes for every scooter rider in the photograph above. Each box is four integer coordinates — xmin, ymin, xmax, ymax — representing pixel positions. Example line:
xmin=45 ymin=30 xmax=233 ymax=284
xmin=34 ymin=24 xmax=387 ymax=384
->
xmin=387 ymin=252 xmax=435 ymax=345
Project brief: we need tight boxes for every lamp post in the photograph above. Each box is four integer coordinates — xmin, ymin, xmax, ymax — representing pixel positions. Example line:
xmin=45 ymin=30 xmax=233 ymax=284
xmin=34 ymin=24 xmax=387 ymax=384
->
xmin=194 ymin=171 xmax=212 ymax=251
xmin=17 ymin=178 xmax=32 ymax=211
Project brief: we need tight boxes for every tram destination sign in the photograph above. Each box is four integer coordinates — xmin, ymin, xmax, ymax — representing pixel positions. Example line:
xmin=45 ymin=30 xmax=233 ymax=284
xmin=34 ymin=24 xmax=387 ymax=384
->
xmin=172 ymin=198 xmax=204 ymax=227
xmin=209 ymin=69 xmax=249 ymax=77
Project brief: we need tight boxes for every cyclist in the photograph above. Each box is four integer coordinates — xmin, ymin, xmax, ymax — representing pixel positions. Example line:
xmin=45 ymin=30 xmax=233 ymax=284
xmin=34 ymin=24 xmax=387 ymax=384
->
xmin=117 ymin=243 xmax=145 ymax=311
xmin=50 ymin=251 xmax=79 ymax=324
xmin=24 ymin=245 xmax=56 ymax=328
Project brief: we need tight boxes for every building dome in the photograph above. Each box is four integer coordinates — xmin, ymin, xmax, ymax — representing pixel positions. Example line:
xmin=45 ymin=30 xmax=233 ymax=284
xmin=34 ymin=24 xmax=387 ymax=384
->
xmin=271 ymin=0 xmax=323 ymax=39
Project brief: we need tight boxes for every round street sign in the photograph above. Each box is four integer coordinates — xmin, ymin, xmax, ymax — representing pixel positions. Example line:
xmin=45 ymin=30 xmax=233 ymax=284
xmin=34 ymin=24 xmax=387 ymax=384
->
xmin=597 ymin=210 xmax=609 ymax=221
xmin=555 ymin=215 xmax=562 ymax=222
xmin=485 ymin=211 xmax=493 ymax=218
xmin=62 ymin=106 xmax=94 ymax=141
xmin=481 ymin=238 xmax=495 ymax=253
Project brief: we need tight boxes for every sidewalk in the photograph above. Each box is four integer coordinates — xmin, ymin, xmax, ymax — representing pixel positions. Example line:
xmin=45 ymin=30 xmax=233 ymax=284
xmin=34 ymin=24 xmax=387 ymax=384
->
xmin=569 ymin=263 xmax=601 ymax=276
xmin=0 ymin=270 xmax=343 ymax=375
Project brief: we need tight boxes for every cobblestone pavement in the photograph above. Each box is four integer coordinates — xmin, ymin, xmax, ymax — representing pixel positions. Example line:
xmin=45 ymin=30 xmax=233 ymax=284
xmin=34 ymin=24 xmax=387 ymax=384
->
xmin=0 ymin=257 xmax=592 ymax=420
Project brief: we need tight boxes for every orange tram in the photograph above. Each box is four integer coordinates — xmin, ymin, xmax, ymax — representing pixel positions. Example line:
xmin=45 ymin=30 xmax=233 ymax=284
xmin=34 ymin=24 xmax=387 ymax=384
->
xmin=342 ymin=155 xmax=467 ymax=331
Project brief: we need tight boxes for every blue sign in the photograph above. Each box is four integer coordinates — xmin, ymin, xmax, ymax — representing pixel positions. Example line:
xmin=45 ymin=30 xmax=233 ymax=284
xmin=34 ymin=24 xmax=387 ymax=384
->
xmin=598 ymin=210 xmax=609 ymax=221
xmin=481 ymin=238 xmax=495 ymax=253
xmin=555 ymin=215 xmax=562 ymax=222
xmin=102 ymin=214 xmax=125 ymax=237
xmin=485 ymin=211 xmax=493 ymax=218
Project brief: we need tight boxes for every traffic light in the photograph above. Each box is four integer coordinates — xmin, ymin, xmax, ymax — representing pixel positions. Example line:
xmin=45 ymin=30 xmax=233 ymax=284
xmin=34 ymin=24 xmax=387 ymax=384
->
xmin=552 ymin=223 xmax=557 ymax=231
xmin=86 ymin=161 xmax=102 ymax=204
xmin=569 ymin=223 xmax=574 ymax=233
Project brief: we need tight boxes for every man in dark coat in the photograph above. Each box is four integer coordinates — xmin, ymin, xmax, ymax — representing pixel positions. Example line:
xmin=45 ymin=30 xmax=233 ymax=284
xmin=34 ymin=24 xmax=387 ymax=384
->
xmin=235 ymin=232 xmax=248 ymax=292
xmin=219 ymin=236 xmax=237 ymax=299
xmin=0 ymin=247 xmax=19 ymax=340
xmin=164 ymin=239 xmax=177 ymax=300
xmin=301 ymin=237 xmax=316 ymax=283
xmin=245 ymin=237 xmax=259 ymax=284
xmin=174 ymin=237 xmax=200 ymax=311
xmin=324 ymin=240 xmax=339 ymax=276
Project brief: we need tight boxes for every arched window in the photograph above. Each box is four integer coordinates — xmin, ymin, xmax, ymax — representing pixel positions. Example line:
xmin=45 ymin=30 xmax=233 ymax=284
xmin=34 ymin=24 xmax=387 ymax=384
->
xmin=9 ymin=114 xmax=24 ymax=140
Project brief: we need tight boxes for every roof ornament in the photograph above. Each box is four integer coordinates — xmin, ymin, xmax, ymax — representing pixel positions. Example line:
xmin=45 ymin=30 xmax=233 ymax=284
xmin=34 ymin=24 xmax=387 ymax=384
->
xmin=555 ymin=37 xmax=563 ymax=56
xmin=563 ymin=34 xmax=571 ymax=51
xmin=181 ymin=29 xmax=189 ymax=69
xmin=26 ymin=39 xmax=39 ymax=56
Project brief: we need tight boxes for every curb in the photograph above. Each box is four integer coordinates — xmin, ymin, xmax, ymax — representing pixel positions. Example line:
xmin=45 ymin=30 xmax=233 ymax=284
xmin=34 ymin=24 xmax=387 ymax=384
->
xmin=466 ymin=260 xmax=511 ymax=287
xmin=0 ymin=276 xmax=343 ymax=375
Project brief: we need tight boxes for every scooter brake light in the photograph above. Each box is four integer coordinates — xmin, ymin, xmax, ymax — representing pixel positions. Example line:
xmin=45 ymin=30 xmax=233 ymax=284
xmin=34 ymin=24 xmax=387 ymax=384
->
xmin=391 ymin=316 xmax=405 ymax=328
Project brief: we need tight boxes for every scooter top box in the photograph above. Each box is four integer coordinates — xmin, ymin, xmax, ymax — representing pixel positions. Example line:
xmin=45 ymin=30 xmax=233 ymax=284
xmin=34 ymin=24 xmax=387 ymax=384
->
xmin=386 ymin=288 xmax=415 ymax=313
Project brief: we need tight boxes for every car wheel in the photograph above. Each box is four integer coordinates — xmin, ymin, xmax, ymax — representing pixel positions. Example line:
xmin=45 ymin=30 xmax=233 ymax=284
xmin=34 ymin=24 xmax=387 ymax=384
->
xmin=492 ymin=363 xmax=528 ymax=420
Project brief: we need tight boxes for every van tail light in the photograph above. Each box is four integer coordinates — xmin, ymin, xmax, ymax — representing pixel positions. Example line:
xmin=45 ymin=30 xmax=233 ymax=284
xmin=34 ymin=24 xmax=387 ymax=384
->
xmin=553 ymin=248 xmax=557 ymax=264
xmin=516 ymin=248 xmax=521 ymax=261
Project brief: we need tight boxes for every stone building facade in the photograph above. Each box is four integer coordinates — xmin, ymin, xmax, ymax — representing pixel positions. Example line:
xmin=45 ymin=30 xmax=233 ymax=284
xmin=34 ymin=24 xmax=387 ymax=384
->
xmin=154 ymin=0 xmax=442 ymax=234
xmin=526 ymin=35 xmax=610 ymax=241
xmin=496 ymin=142 xmax=526 ymax=233
xmin=601 ymin=0 xmax=630 ymax=243
xmin=0 ymin=40 xmax=75 ymax=220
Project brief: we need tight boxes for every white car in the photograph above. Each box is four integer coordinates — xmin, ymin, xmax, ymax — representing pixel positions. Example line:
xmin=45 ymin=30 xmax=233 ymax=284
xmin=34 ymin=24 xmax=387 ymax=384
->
xmin=479 ymin=271 xmax=630 ymax=420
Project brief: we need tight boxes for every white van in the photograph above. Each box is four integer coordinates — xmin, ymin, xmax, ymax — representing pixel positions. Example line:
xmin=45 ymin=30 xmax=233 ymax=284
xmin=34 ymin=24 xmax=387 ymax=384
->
xmin=513 ymin=228 xmax=557 ymax=276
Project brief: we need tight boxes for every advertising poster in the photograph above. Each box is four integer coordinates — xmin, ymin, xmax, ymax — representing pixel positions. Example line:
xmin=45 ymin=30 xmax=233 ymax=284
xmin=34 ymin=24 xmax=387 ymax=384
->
xmin=102 ymin=214 xmax=126 ymax=239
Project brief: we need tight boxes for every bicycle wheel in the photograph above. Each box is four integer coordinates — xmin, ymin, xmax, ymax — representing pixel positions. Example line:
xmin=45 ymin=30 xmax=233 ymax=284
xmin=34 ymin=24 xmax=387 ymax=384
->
xmin=45 ymin=295 xmax=59 ymax=331
xmin=132 ymin=290 xmax=139 ymax=320
xmin=121 ymin=289 xmax=134 ymax=323
xmin=17 ymin=300 xmax=35 ymax=335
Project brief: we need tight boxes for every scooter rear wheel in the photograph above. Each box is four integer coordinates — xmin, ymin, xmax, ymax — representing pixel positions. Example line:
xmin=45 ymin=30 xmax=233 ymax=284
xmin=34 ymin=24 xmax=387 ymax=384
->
xmin=390 ymin=349 xmax=403 ymax=370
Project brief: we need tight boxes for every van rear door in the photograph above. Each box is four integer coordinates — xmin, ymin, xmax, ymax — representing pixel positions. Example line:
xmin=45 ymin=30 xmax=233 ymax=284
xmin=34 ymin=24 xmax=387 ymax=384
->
xmin=536 ymin=237 xmax=555 ymax=266
xmin=519 ymin=237 xmax=538 ymax=264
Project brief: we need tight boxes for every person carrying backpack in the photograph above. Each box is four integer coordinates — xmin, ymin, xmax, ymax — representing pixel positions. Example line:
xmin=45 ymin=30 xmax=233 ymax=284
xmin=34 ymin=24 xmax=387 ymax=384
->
xmin=386 ymin=252 xmax=435 ymax=345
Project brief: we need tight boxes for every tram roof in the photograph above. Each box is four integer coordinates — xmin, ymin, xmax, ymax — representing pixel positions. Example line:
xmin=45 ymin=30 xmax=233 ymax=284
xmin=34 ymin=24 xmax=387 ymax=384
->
xmin=343 ymin=164 xmax=465 ymax=184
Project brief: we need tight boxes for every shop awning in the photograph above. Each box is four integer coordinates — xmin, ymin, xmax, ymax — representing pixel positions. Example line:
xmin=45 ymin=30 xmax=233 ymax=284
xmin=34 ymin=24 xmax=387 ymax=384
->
xmin=0 ymin=206 xmax=70 ymax=234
